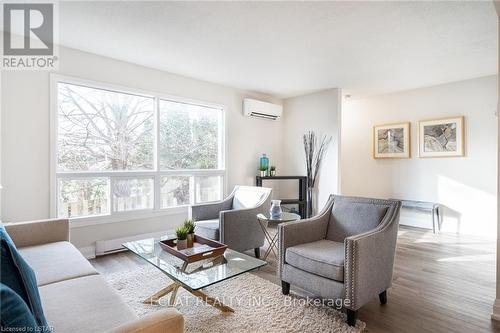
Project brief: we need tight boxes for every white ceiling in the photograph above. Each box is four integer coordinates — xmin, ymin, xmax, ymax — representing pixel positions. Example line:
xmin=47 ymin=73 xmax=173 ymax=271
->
xmin=57 ymin=1 xmax=497 ymax=98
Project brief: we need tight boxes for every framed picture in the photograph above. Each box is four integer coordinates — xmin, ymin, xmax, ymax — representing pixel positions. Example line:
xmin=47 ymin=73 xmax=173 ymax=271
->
xmin=373 ymin=122 xmax=411 ymax=159
xmin=418 ymin=116 xmax=464 ymax=158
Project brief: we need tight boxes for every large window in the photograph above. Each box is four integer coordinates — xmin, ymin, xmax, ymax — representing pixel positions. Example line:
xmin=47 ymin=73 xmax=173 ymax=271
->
xmin=53 ymin=77 xmax=224 ymax=220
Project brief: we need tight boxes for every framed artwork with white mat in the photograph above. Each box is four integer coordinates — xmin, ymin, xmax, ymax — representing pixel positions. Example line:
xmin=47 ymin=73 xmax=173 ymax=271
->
xmin=373 ymin=122 xmax=411 ymax=159
xmin=418 ymin=116 xmax=465 ymax=158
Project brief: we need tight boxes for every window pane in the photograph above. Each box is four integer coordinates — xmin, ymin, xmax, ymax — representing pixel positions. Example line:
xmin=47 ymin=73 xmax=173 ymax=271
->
xmin=113 ymin=178 xmax=154 ymax=212
xmin=196 ymin=176 xmax=222 ymax=203
xmin=58 ymin=178 xmax=109 ymax=218
xmin=57 ymin=83 xmax=154 ymax=171
xmin=159 ymin=100 xmax=222 ymax=170
xmin=161 ymin=176 xmax=190 ymax=208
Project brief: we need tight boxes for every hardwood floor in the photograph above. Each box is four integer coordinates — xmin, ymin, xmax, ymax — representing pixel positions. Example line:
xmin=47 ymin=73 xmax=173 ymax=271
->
xmin=91 ymin=226 xmax=500 ymax=333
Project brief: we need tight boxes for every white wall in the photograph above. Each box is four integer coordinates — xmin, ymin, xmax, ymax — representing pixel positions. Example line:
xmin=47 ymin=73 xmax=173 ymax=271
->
xmin=280 ymin=89 xmax=342 ymax=213
xmin=341 ymin=76 xmax=498 ymax=236
xmin=1 ymin=46 xmax=284 ymax=251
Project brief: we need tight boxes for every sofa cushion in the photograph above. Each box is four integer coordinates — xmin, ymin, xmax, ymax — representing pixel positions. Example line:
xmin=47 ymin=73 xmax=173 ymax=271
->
xmin=326 ymin=199 xmax=388 ymax=242
xmin=39 ymin=275 xmax=136 ymax=333
xmin=19 ymin=241 xmax=98 ymax=286
xmin=0 ymin=224 xmax=49 ymax=329
xmin=0 ymin=283 xmax=38 ymax=331
xmin=195 ymin=219 xmax=219 ymax=240
xmin=286 ymin=239 xmax=345 ymax=282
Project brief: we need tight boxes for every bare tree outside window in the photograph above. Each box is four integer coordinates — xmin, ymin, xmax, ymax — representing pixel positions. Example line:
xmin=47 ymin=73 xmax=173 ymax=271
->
xmin=55 ymin=81 xmax=223 ymax=218
xmin=159 ymin=100 xmax=221 ymax=170
xmin=57 ymin=83 xmax=154 ymax=217
xmin=58 ymin=83 xmax=154 ymax=171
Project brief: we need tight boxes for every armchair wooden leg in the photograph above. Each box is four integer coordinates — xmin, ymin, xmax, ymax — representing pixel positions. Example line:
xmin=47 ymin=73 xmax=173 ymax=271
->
xmin=281 ymin=281 xmax=290 ymax=295
xmin=379 ymin=290 xmax=387 ymax=305
xmin=254 ymin=247 xmax=260 ymax=258
xmin=346 ymin=309 xmax=357 ymax=326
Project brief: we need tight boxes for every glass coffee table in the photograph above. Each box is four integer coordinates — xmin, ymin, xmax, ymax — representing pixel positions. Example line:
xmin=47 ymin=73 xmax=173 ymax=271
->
xmin=122 ymin=238 xmax=266 ymax=312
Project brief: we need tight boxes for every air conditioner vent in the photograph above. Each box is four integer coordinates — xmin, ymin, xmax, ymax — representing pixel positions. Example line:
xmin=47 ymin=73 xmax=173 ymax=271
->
xmin=243 ymin=98 xmax=282 ymax=120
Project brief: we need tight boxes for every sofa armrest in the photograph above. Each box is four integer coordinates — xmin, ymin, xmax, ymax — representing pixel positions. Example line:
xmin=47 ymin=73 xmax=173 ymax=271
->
xmin=189 ymin=195 xmax=233 ymax=221
xmin=277 ymin=196 xmax=333 ymax=279
xmin=4 ymin=218 xmax=69 ymax=248
xmin=344 ymin=201 xmax=401 ymax=311
xmin=108 ymin=308 xmax=184 ymax=333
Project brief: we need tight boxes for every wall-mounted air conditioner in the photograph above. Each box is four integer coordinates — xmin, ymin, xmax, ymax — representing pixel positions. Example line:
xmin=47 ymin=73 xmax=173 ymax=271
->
xmin=243 ymin=98 xmax=283 ymax=120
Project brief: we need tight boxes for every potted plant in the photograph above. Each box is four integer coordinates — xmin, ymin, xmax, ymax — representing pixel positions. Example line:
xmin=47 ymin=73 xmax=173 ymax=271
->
xmin=270 ymin=166 xmax=276 ymax=177
xmin=175 ymin=226 xmax=188 ymax=250
xmin=184 ymin=219 xmax=195 ymax=248
xmin=259 ymin=166 xmax=267 ymax=177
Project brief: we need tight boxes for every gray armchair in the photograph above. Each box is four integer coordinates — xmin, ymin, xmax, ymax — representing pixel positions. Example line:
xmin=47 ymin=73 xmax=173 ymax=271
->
xmin=189 ymin=186 xmax=272 ymax=257
xmin=278 ymin=195 xmax=401 ymax=326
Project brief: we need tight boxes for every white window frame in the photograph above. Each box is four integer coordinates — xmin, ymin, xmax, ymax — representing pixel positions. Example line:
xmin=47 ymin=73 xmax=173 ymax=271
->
xmin=50 ymin=74 xmax=226 ymax=227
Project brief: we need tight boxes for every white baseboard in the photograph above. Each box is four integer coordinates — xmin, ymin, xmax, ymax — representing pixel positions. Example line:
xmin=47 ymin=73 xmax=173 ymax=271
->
xmin=78 ymin=246 xmax=96 ymax=260
xmin=492 ymin=299 xmax=500 ymax=321
xmin=95 ymin=230 xmax=169 ymax=256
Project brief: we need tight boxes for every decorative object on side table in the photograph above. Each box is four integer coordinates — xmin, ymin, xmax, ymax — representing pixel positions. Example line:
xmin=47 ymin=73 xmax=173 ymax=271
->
xmin=418 ymin=116 xmax=464 ymax=157
xmin=270 ymin=199 xmax=282 ymax=218
xmin=259 ymin=153 xmax=269 ymax=175
xmin=184 ymin=219 xmax=195 ymax=248
xmin=258 ymin=166 xmax=267 ymax=177
xmin=269 ymin=166 xmax=276 ymax=176
xmin=303 ymin=131 xmax=332 ymax=217
xmin=175 ymin=226 xmax=188 ymax=250
xmin=255 ymin=176 xmax=307 ymax=218
xmin=373 ymin=122 xmax=410 ymax=159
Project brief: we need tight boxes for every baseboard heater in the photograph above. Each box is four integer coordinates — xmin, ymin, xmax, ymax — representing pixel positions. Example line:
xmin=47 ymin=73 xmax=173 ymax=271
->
xmin=95 ymin=231 xmax=167 ymax=256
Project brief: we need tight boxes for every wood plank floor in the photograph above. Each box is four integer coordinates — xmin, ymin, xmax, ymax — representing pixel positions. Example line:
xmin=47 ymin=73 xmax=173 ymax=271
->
xmin=91 ymin=227 xmax=500 ymax=333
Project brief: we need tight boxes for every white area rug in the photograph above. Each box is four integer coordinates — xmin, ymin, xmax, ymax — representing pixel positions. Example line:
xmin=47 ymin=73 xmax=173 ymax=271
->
xmin=104 ymin=265 xmax=366 ymax=333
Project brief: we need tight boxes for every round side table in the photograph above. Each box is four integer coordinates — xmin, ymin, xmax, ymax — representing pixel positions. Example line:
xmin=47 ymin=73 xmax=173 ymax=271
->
xmin=256 ymin=212 xmax=301 ymax=260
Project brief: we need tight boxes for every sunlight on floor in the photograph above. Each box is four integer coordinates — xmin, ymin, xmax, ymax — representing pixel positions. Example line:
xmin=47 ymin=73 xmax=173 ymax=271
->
xmin=437 ymin=254 xmax=495 ymax=262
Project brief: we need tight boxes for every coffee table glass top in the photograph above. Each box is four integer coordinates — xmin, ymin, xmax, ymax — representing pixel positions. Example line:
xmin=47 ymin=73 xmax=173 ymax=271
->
xmin=257 ymin=212 xmax=301 ymax=222
xmin=123 ymin=238 xmax=266 ymax=291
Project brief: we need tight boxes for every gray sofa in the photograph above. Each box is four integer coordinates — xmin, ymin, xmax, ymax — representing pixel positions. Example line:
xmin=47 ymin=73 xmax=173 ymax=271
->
xmin=277 ymin=195 xmax=401 ymax=326
xmin=5 ymin=218 xmax=184 ymax=333
xmin=190 ymin=185 xmax=272 ymax=257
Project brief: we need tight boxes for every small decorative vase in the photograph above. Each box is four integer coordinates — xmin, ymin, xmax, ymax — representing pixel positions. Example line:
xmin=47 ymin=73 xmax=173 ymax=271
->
xmin=270 ymin=200 xmax=282 ymax=219
xmin=187 ymin=233 xmax=195 ymax=248
xmin=260 ymin=170 xmax=266 ymax=177
xmin=177 ymin=239 xmax=187 ymax=250
xmin=259 ymin=154 xmax=269 ymax=172
xmin=306 ymin=187 xmax=318 ymax=218
xmin=270 ymin=170 xmax=276 ymax=177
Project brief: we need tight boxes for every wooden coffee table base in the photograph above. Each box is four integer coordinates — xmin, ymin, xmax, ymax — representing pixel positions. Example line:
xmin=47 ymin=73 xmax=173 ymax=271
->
xmin=143 ymin=282 xmax=234 ymax=313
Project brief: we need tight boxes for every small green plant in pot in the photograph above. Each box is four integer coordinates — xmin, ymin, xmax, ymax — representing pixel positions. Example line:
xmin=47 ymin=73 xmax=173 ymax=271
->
xmin=259 ymin=166 xmax=267 ymax=177
xmin=184 ymin=219 xmax=196 ymax=248
xmin=270 ymin=166 xmax=276 ymax=177
xmin=175 ymin=226 xmax=188 ymax=250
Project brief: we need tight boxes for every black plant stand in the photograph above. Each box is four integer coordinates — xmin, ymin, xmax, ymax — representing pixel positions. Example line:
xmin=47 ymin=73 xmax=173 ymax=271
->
xmin=255 ymin=176 xmax=308 ymax=219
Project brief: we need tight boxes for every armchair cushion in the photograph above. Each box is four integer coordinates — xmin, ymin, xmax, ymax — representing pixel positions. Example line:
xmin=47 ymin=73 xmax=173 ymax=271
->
xmin=286 ymin=239 xmax=345 ymax=282
xmin=327 ymin=198 xmax=389 ymax=242
xmin=232 ymin=187 xmax=265 ymax=210
xmin=195 ymin=219 xmax=219 ymax=240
